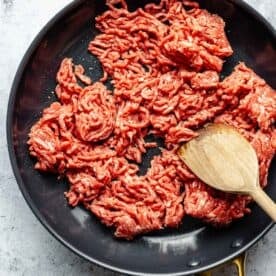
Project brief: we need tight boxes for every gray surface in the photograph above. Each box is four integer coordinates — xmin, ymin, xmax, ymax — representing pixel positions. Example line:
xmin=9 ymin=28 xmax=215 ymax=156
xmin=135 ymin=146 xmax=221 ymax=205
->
xmin=0 ymin=0 xmax=275 ymax=275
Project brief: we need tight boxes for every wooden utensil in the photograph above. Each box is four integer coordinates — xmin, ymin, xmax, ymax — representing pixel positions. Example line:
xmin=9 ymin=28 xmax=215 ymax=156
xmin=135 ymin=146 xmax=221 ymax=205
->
xmin=178 ymin=123 xmax=276 ymax=221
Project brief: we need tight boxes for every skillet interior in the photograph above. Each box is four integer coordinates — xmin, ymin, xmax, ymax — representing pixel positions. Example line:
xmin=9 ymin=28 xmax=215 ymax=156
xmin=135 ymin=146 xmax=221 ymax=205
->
xmin=7 ymin=0 xmax=276 ymax=275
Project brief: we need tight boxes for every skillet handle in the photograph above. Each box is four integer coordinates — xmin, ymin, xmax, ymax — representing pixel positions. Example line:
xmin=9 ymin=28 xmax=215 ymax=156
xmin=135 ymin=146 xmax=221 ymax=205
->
xmin=232 ymin=253 xmax=246 ymax=276
xmin=197 ymin=252 xmax=246 ymax=276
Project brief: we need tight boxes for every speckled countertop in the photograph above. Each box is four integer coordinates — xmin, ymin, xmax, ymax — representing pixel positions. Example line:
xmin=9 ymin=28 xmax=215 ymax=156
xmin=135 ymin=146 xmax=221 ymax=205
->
xmin=0 ymin=1 xmax=275 ymax=275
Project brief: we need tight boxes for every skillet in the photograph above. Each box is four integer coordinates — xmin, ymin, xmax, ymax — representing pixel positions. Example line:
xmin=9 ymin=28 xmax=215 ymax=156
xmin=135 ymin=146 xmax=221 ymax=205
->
xmin=6 ymin=0 xmax=276 ymax=275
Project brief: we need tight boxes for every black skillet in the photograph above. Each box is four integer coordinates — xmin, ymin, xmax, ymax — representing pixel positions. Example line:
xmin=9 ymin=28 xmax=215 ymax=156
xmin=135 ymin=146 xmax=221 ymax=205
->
xmin=7 ymin=0 xmax=276 ymax=275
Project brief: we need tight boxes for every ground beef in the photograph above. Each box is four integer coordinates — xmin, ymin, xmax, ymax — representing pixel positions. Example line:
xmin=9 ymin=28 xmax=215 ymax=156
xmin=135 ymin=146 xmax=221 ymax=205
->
xmin=28 ymin=0 xmax=275 ymax=239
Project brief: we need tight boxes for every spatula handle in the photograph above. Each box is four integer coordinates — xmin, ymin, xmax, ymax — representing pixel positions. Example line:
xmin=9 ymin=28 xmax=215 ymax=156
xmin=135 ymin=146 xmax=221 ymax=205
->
xmin=250 ymin=187 xmax=276 ymax=222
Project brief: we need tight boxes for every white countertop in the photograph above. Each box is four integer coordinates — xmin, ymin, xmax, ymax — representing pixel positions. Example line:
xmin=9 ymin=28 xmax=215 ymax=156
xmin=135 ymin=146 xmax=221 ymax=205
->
xmin=0 ymin=1 xmax=275 ymax=275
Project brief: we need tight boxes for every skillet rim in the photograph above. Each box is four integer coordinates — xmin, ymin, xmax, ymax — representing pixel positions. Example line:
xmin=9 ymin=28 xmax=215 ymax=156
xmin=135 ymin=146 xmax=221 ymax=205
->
xmin=6 ymin=0 xmax=276 ymax=275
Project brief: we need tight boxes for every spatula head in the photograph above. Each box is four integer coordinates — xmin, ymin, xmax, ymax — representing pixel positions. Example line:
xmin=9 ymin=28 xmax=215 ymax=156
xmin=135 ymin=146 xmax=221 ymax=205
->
xmin=178 ymin=124 xmax=259 ymax=194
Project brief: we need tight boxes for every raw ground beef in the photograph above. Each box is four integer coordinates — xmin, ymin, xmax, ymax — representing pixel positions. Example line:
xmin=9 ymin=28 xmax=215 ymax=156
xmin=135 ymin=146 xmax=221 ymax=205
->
xmin=28 ymin=0 xmax=276 ymax=239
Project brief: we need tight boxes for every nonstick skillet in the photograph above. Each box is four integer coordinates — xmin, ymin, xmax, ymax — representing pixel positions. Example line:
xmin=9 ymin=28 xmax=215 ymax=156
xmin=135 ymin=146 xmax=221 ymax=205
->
xmin=7 ymin=0 xmax=276 ymax=275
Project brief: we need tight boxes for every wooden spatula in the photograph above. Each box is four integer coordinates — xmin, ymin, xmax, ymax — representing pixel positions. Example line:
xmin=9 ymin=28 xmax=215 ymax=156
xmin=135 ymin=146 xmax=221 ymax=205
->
xmin=178 ymin=123 xmax=276 ymax=221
